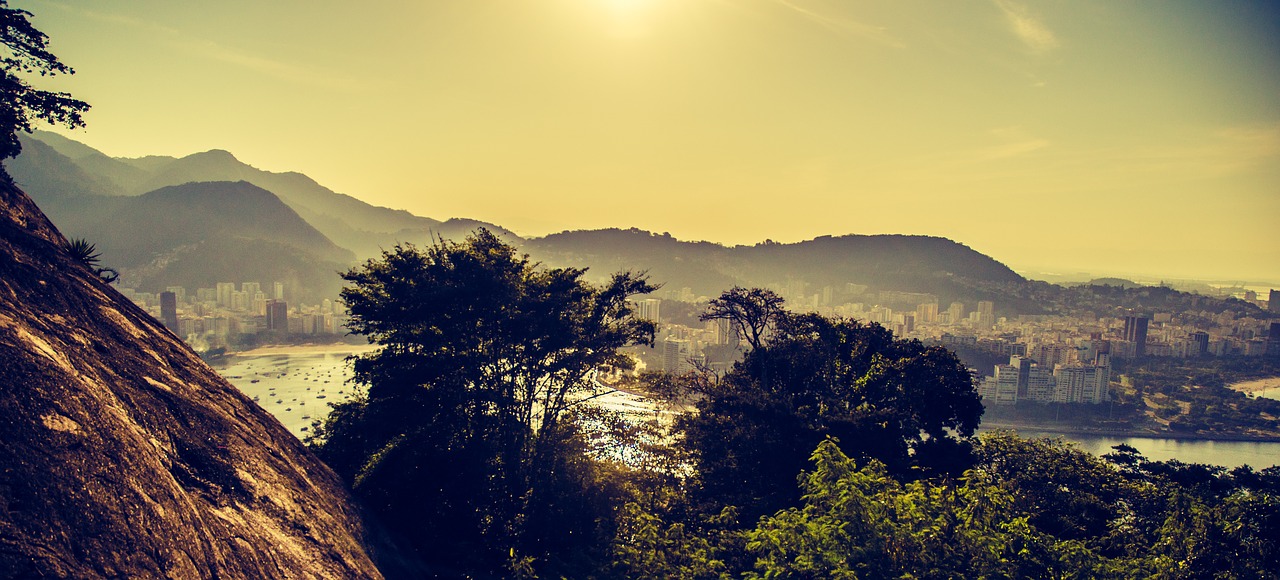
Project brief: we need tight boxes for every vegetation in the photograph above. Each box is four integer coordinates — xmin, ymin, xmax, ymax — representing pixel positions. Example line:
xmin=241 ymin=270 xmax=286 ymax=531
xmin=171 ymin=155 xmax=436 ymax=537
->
xmin=0 ymin=0 xmax=89 ymax=164
xmin=308 ymin=230 xmax=656 ymax=577
xmin=64 ymin=237 xmax=118 ymax=283
xmin=308 ymin=255 xmax=1279 ymax=577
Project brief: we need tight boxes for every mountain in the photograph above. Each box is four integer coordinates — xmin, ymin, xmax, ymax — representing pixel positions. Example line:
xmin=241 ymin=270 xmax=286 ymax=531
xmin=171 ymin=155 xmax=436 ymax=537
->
xmin=0 ymin=180 xmax=382 ymax=577
xmin=525 ymin=228 xmax=1031 ymax=309
xmin=8 ymin=133 xmax=1049 ymax=311
xmin=81 ymin=181 xmax=355 ymax=302
xmin=12 ymin=131 xmax=513 ymax=258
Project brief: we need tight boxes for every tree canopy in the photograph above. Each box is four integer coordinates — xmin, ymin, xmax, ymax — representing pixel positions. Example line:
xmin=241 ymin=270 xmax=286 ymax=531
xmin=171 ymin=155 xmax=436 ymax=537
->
xmin=679 ymin=300 xmax=984 ymax=522
xmin=0 ymin=1 xmax=89 ymax=163
xmin=310 ymin=229 xmax=656 ymax=576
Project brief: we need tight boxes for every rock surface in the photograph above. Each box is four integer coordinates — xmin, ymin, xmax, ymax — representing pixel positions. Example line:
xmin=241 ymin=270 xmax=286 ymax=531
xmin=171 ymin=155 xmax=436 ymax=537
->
xmin=0 ymin=180 xmax=381 ymax=578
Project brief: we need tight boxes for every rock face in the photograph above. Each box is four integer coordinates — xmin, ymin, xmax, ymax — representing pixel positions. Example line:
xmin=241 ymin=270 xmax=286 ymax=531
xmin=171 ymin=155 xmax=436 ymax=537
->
xmin=0 ymin=181 xmax=381 ymax=577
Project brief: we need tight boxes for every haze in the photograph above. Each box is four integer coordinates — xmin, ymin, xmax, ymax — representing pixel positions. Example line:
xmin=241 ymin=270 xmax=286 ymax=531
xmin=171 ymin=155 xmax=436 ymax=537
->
xmin=19 ymin=0 xmax=1280 ymax=282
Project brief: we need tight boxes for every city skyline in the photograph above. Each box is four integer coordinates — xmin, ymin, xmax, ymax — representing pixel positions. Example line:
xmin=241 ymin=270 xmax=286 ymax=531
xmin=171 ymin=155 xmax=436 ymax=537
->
xmin=17 ymin=0 xmax=1280 ymax=282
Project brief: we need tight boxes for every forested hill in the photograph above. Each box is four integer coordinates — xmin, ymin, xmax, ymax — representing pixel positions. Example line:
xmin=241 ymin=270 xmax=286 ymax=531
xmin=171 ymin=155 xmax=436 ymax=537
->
xmin=526 ymin=228 xmax=1028 ymax=307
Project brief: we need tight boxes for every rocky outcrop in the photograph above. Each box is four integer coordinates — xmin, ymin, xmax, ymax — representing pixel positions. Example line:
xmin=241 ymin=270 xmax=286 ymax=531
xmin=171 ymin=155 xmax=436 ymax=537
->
xmin=0 ymin=181 xmax=380 ymax=577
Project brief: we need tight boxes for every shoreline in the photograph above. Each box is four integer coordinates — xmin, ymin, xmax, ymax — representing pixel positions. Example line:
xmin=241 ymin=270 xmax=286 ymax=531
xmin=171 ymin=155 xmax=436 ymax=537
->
xmin=230 ymin=343 xmax=378 ymax=357
xmin=1230 ymin=376 xmax=1280 ymax=395
xmin=981 ymin=421 xmax=1280 ymax=443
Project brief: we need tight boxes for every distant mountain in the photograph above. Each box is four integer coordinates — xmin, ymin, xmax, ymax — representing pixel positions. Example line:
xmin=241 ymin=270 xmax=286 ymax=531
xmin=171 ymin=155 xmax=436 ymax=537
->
xmin=2 ymin=132 xmax=1100 ymax=312
xmin=0 ymin=180 xmax=381 ymax=577
xmin=14 ymin=131 xmax=513 ymax=257
xmin=76 ymin=181 xmax=355 ymax=302
xmin=525 ymin=228 xmax=1030 ymax=310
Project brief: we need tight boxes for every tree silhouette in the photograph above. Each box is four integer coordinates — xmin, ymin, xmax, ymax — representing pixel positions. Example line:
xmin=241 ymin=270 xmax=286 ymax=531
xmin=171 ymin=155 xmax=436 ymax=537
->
xmin=699 ymin=286 xmax=786 ymax=350
xmin=0 ymin=1 xmax=89 ymax=165
xmin=310 ymin=229 xmax=656 ymax=576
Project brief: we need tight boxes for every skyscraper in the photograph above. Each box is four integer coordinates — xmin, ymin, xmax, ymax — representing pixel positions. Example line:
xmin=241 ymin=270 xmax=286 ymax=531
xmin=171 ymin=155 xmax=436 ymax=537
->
xmin=1124 ymin=315 xmax=1149 ymax=357
xmin=266 ymin=299 xmax=288 ymax=334
xmin=1270 ymin=289 xmax=1279 ymax=314
xmin=159 ymin=291 xmax=178 ymax=334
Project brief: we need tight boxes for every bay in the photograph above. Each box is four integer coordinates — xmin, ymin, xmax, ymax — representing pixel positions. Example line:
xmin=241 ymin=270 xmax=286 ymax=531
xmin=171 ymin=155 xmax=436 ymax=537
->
xmin=213 ymin=350 xmax=1280 ymax=468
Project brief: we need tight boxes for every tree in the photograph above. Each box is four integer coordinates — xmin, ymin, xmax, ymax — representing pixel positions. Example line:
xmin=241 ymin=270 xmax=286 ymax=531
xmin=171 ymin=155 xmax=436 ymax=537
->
xmin=309 ymin=230 xmax=656 ymax=576
xmin=0 ymin=1 xmax=89 ymax=164
xmin=699 ymin=286 xmax=785 ymax=350
xmin=679 ymin=306 xmax=984 ymax=522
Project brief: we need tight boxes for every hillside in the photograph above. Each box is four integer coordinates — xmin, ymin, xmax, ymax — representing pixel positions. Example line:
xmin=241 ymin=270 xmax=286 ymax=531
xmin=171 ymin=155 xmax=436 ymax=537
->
xmin=0 ymin=180 xmax=381 ymax=577
xmin=526 ymin=228 xmax=1031 ymax=309
xmin=83 ymin=181 xmax=355 ymax=302
xmin=17 ymin=132 xmax=511 ymax=256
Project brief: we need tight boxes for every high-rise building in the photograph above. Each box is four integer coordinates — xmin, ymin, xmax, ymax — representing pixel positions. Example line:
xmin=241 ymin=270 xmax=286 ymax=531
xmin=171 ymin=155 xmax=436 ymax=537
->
xmin=916 ymin=302 xmax=939 ymax=324
xmin=947 ymin=302 xmax=966 ymax=324
xmin=1270 ymin=290 xmax=1280 ymax=314
xmin=977 ymin=300 xmax=995 ymax=326
xmin=635 ymin=298 xmax=661 ymax=324
xmin=266 ymin=299 xmax=289 ymax=333
xmin=1009 ymin=355 xmax=1032 ymax=398
xmin=159 ymin=291 xmax=178 ymax=334
xmin=274 ymin=281 xmax=285 ymax=301
xmin=1268 ymin=322 xmax=1280 ymax=358
xmin=216 ymin=282 xmax=236 ymax=308
xmin=661 ymin=338 xmax=691 ymax=373
xmin=1124 ymin=315 xmax=1149 ymax=357
xmin=1191 ymin=331 xmax=1210 ymax=357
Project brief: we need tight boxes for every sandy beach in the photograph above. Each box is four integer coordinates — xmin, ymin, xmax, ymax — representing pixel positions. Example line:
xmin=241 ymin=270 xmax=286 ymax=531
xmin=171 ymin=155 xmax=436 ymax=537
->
xmin=1231 ymin=377 xmax=1280 ymax=395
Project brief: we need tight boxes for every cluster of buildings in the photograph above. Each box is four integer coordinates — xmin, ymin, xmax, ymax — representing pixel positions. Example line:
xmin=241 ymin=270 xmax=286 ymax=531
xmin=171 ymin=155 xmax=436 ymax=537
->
xmin=978 ymin=354 xmax=1112 ymax=405
xmin=638 ymin=284 xmax=1280 ymax=407
xmin=120 ymin=281 xmax=348 ymax=351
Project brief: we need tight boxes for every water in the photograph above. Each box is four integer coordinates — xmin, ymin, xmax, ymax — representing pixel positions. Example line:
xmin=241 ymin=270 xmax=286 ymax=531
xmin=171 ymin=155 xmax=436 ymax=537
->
xmin=1001 ymin=430 xmax=1280 ymax=469
xmin=212 ymin=348 xmax=367 ymax=438
xmin=213 ymin=350 xmax=1280 ymax=468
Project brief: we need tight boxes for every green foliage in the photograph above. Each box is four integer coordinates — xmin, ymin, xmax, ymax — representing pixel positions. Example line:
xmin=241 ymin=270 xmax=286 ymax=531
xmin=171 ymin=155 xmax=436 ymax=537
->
xmin=308 ymin=229 xmax=656 ymax=576
xmin=680 ymin=302 xmax=984 ymax=522
xmin=63 ymin=237 xmax=119 ymax=283
xmin=0 ymin=1 xmax=89 ymax=162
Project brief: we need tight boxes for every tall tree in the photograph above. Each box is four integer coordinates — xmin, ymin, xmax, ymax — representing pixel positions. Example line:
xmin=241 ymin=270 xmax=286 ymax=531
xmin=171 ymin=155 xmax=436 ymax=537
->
xmin=680 ymin=306 xmax=983 ymax=522
xmin=0 ymin=1 xmax=89 ymax=164
xmin=310 ymin=229 xmax=656 ymax=576
xmin=699 ymin=286 xmax=785 ymax=350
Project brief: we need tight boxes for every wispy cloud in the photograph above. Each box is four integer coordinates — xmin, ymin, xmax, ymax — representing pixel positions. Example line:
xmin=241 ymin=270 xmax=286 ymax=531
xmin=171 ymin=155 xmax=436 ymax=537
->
xmin=992 ymin=0 xmax=1058 ymax=54
xmin=763 ymin=0 xmax=905 ymax=48
xmin=43 ymin=2 xmax=364 ymax=92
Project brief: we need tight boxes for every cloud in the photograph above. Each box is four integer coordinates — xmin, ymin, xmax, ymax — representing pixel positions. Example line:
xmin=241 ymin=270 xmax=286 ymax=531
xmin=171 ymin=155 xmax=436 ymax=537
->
xmin=763 ymin=0 xmax=905 ymax=48
xmin=43 ymin=2 xmax=363 ymax=92
xmin=993 ymin=0 xmax=1058 ymax=54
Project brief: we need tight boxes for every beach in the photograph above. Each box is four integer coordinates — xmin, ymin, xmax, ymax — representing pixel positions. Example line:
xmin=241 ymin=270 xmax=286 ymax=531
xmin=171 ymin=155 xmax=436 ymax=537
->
xmin=1231 ymin=377 xmax=1280 ymax=396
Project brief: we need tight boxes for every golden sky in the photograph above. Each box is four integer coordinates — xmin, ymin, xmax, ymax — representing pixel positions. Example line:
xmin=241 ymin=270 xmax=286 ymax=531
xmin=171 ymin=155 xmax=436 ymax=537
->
xmin=19 ymin=0 xmax=1280 ymax=282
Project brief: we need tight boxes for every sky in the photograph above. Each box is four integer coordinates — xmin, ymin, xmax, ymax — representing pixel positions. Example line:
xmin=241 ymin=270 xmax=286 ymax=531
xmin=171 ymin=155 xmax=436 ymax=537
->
xmin=15 ymin=0 xmax=1280 ymax=283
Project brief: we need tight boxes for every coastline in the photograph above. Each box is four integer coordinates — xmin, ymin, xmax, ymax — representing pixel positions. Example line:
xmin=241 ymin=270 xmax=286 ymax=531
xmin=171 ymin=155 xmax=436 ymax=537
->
xmin=231 ymin=343 xmax=379 ymax=357
xmin=1230 ymin=376 xmax=1280 ymax=396
xmin=981 ymin=420 xmax=1280 ymax=443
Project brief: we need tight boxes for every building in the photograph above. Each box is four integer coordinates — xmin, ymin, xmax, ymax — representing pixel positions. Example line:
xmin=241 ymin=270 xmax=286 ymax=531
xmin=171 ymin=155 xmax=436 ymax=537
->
xmin=216 ymin=282 xmax=236 ymax=309
xmin=1190 ymin=331 xmax=1210 ymax=357
xmin=1270 ymin=289 xmax=1279 ymax=314
xmin=1053 ymin=363 xmax=1110 ymax=404
xmin=159 ymin=291 xmax=179 ymax=335
xmin=636 ymin=298 xmax=661 ymax=324
xmin=265 ymin=299 xmax=289 ymax=333
xmin=661 ymin=338 xmax=691 ymax=373
xmin=1124 ymin=315 xmax=1149 ymax=357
